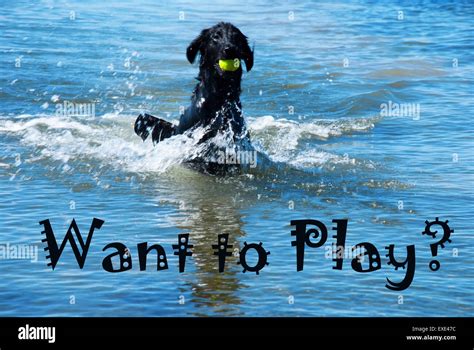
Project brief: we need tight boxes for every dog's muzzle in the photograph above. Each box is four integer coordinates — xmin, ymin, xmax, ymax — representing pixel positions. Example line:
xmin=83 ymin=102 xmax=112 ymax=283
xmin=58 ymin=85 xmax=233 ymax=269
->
xmin=218 ymin=58 xmax=240 ymax=72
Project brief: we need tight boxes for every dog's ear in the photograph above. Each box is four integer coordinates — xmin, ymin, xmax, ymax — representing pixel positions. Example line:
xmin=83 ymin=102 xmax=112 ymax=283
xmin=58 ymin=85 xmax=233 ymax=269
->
xmin=186 ymin=29 xmax=208 ymax=64
xmin=239 ymin=34 xmax=254 ymax=72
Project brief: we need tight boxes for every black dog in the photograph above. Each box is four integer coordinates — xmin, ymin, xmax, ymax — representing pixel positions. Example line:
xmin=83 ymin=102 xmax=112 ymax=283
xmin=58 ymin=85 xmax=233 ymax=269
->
xmin=134 ymin=22 xmax=254 ymax=171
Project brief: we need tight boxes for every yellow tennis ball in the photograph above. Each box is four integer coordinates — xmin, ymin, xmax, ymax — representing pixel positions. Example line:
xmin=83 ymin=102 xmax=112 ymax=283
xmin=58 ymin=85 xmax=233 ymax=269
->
xmin=219 ymin=59 xmax=240 ymax=72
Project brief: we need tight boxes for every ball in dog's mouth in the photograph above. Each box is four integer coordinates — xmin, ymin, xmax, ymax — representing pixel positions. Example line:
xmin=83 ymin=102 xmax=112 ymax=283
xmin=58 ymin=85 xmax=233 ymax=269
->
xmin=218 ymin=58 xmax=241 ymax=72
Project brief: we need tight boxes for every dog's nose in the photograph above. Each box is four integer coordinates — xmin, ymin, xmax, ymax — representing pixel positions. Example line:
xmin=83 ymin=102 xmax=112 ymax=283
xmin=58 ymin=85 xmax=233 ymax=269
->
xmin=224 ymin=46 xmax=238 ymax=58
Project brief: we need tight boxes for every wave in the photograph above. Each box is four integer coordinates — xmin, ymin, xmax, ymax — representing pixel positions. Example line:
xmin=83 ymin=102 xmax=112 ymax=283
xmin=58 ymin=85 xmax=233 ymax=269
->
xmin=247 ymin=115 xmax=378 ymax=167
xmin=0 ymin=113 xmax=379 ymax=174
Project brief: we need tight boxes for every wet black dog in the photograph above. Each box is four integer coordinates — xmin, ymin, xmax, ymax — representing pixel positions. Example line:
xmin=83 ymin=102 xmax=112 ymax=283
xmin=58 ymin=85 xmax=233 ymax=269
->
xmin=134 ymin=22 xmax=254 ymax=172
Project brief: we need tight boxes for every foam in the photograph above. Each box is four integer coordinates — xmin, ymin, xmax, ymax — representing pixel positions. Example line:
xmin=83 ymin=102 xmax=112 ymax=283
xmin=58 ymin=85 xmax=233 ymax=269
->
xmin=0 ymin=113 xmax=378 ymax=174
xmin=247 ymin=115 xmax=378 ymax=166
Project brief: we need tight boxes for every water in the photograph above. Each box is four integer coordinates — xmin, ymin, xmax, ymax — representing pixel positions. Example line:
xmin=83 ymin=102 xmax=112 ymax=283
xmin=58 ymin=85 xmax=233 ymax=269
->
xmin=0 ymin=0 xmax=473 ymax=316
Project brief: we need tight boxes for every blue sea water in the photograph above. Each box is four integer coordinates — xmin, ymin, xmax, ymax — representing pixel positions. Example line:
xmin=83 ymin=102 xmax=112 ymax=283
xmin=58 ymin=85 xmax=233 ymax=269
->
xmin=0 ymin=0 xmax=473 ymax=316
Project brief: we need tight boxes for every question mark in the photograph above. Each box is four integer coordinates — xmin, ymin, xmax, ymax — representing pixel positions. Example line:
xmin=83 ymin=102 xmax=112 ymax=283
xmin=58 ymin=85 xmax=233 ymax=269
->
xmin=422 ymin=217 xmax=453 ymax=271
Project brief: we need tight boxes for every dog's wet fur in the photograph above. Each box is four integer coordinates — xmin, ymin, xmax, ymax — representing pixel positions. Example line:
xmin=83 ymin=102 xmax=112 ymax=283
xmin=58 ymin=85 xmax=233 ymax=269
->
xmin=134 ymin=22 xmax=254 ymax=174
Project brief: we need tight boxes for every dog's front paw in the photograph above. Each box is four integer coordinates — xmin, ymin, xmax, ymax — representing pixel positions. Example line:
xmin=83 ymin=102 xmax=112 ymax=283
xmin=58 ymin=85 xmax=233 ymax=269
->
xmin=134 ymin=113 xmax=159 ymax=141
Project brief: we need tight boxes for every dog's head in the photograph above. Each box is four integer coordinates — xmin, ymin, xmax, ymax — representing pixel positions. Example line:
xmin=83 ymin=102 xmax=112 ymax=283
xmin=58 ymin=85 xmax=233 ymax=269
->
xmin=186 ymin=22 xmax=253 ymax=77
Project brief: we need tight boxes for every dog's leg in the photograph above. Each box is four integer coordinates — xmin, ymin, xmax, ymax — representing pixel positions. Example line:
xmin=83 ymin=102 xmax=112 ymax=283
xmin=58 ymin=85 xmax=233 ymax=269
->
xmin=134 ymin=113 xmax=159 ymax=141
xmin=134 ymin=113 xmax=177 ymax=144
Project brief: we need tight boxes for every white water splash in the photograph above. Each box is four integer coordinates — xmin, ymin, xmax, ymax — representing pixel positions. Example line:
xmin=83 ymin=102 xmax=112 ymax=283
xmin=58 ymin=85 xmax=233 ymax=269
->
xmin=247 ymin=115 xmax=378 ymax=167
xmin=0 ymin=113 xmax=378 ymax=174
